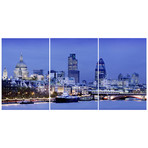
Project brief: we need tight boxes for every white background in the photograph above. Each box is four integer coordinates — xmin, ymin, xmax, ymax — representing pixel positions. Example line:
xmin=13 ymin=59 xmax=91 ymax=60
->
xmin=0 ymin=0 xmax=148 ymax=148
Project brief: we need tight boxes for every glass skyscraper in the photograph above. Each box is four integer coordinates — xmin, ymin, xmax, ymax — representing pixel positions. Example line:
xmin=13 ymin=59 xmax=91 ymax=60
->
xmin=99 ymin=58 xmax=106 ymax=80
xmin=68 ymin=54 xmax=80 ymax=84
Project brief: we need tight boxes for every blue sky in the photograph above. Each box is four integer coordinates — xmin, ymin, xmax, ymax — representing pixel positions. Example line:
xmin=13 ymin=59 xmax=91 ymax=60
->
xmin=2 ymin=38 xmax=49 ymax=77
xmin=51 ymin=38 xmax=98 ymax=83
xmin=99 ymin=38 xmax=146 ymax=84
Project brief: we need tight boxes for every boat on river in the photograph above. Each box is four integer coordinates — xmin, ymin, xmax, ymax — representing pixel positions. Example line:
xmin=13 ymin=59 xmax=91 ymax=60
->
xmin=55 ymin=92 xmax=79 ymax=103
xmin=19 ymin=100 xmax=34 ymax=104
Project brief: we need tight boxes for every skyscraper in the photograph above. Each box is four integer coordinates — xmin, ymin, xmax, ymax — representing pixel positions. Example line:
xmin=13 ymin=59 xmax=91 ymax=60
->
xmin=68 ymin=54 xmax=80 ymax=83
xmin=99 ymin=58 xmax=106 ymax=80
xmin=131 ymin=73 xmax=139 ymax=85
xmin=95 ymin=62 xmax=98 ymax=82
xmin=118 ymin=73 xmax=123 ymax=81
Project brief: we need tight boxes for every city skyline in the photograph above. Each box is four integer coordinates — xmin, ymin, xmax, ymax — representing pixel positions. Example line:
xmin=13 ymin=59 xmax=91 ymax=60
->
xmin=99 ymin=38 xmax=146 ymax=84
xmin=51 ymin=38 xmax=98 ymax=83
xmin=2 ymin=38 xmax=49 ymax=77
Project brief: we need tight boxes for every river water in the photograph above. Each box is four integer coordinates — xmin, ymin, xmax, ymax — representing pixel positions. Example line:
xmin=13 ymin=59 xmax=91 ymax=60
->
xmin=2 ymin=101 xmax=98 ymax=110
xmin=2 ymin=100 xmax=146 ymax=110
xmin=50 ymin=101 xmax=98 ymax=110
xmin=99 ymin=100 xmax=146 ymax=110
xmin=2 ymin=102 xmax=49 ymax=110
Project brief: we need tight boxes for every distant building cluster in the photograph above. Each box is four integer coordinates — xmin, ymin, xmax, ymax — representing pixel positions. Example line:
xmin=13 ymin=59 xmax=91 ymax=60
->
xmin=98 ymin=58 xmax=146 ymax=93
xmin=50 ymin=53 xmax=98 ymax=96
xmin=2 ymin=54 xmax=49 ymax=99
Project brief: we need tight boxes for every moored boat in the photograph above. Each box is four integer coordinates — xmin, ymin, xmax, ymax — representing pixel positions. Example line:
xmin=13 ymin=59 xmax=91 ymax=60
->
xmin=20 ymin=100 xmax=34 ymax=104
xmin=55 ymin=92 xmax=79 ymax=103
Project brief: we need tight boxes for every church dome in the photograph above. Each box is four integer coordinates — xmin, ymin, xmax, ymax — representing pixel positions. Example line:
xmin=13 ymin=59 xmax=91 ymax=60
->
xmin=15 ymin=62 xmax=27 ymax=68
xmin=15 ymin=54 xmax=27 ymax=68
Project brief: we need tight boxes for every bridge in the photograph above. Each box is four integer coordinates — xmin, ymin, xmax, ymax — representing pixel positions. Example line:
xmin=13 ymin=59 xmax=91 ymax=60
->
xmin=88 ymin=90 xmax=146 ymax=100
xmin=99 ymin=93 xmax=146 ymax=100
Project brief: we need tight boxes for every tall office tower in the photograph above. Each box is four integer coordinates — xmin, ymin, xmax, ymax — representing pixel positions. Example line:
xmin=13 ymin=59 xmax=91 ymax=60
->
xmin=3 ymin=67 xmax=8 ymax=80
xmin=99 ymin=58 xmax=106 ymax=80
xmin=95 ymin=62 xmax=98 ymax=82
xmin=118 ymin=73 xmax=123 ymax=81
xmin=126 ymin=73 xmax=131 ymax=83
xmin=14 ymin=54 xmax=29 ymax=79
xmin=131 ymin=73 xmax=139 ymax=85
xmin=68 ymin=54 xmax=80 ymax=83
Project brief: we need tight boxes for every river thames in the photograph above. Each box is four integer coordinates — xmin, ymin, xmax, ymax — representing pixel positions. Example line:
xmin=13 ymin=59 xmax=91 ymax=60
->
xmin=2 ymin=100 xmax=146 ymax=110
xmin=2 ymin=101 xmax=98 ymax=110
xmin=2 ymin=102 xmax=49 ymax=110
xmin=99 ymin=100 xmax=146 ymax=110
xmin=51 ymin=101 xmax=98 ymax=110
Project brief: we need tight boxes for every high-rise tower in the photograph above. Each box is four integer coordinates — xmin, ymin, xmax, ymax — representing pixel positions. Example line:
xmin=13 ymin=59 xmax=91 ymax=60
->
xmin=131 ymin=73 xmax=139 ymax=85
xmin=95 ymin=62 xmax=98 ymax=82
xmin=118 ymin=73 xmax=123 ymax=81
xmin=68 ymin=54 xmax=80 ymax=84
xmin=99 ymin=58 xmax=106 ymax=80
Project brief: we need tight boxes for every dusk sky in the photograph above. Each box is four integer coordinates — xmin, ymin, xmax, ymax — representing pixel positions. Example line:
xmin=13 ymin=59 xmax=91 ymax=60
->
xmin=99 ymin=38 xmax=146 ymax=84
xmin=2 ymin=38 xmax=49 ymax=77
xmin=51 ymin=38 xmax=98 ymax=83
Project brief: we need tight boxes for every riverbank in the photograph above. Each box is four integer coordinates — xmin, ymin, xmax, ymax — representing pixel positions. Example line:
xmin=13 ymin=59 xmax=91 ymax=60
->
xmin=2 ymin=98 xmax=49 ymax=105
